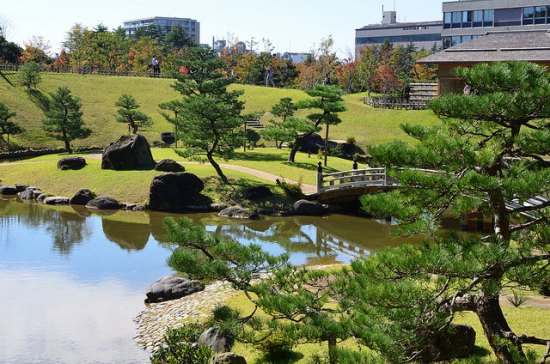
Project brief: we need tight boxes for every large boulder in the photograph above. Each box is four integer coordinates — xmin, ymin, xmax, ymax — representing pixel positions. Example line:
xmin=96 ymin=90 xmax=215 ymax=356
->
xmin=43 ymin=196 xmax=70 ymax=205
xmin=199 ymin=326 xmax=234 ymax=353
xmin=15 ymin=184 xmax=28 ymax=192
xmin=70 ymin=189 xmax=95 ymax=205
xmin=242 ymin=186 xmax=273 ymax=200
xmin=145 ymin=276 xmax=205 ymax=303
xmin=101 ymin=134 xmax=155 ymax=170
xmin=148 ymin=172 xmax=204 ymax=211
xmin=218 ymin=206 xmax=260 ymax=220
xmin=423 ymin=324 xmax=476 ymax=361
xmin=155 ymin=159 xmax=185 ymax=172
xmin=292 ymin=199 xmax=329 ymax=216
xmin=57 ymin=156 xmax=86 ymax=170
xmin=210 ymin=352 xmax=247 ymax=364
xmin=86 ymin=196 xmax=121 ymax=210
xmin=0 ymin=186 xmax=18 ymax=195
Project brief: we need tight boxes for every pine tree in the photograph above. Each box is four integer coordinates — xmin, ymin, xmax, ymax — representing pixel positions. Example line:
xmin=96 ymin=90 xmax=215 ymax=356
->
xmin=158 ymin=99 xmax=185 ymax=148
xmin=115 ymin=94 xmax=152 ymax=134
xmin=170 ymin=47 xmax=244 ymax=184
xmin=0 ymin=102 xmax=24 ymax=149
xmin=295 ymin=85 xmax=346 ymax=166
xmin=346 ymin=61 xmax=550 ymax=362
xmin=42 ymin=87 xmax=91 ymax=153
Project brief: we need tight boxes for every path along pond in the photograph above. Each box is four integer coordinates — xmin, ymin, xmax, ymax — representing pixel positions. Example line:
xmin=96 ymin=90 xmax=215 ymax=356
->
xmin=0 ymin=197 xmax=473 ymax=364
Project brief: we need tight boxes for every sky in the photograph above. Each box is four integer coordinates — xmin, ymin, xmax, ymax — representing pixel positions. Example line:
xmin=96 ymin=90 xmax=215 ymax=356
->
xmin=1 ymin=0 xmax=444 ymax=59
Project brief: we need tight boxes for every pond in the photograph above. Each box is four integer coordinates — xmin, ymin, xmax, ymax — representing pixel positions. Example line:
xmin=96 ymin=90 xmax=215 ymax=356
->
xmin=0 ymin=197 xmax=415 ymax=363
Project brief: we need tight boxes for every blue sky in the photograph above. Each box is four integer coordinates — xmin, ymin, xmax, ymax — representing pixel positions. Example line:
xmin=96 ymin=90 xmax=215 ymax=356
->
xmin=1 ymin=0 xmax=444 ymax=58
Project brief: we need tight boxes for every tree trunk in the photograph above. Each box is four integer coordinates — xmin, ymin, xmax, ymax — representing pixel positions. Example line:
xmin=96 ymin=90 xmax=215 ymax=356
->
xmin=488 ymin=189 xmax=511 ymax=242
xmin=207 ymin=151 xmax=229 ymax=184
xmin=324 ymin=123 xmax=330 ymax=167
xmin=63 ymin=131 xmax=72 ymax=153
xmin=476 ymin=295 xmax=526 ymax=363
xmin=288 ymin=135 xmax=304 ymax=163
xmin=327 ymin=337 xmax=337 ymax=364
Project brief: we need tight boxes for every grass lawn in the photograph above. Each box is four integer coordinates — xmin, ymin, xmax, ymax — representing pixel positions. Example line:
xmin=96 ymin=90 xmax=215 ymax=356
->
xmin=1 ymin=71 xmax=440 ymax=151
xmin=0 ymin=148 xmax=353 ymax=203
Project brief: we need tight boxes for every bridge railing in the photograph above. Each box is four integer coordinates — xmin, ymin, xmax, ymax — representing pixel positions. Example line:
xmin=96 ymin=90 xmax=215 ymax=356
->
xmin=317 ymin=166 xmax=389 ymax=192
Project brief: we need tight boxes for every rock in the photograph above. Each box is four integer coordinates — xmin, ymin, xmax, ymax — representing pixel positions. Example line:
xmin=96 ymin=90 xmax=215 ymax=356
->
xmin=36 ymin=193 xmax=49 ymax=203
xmin=101 ymin=134 xmax=155 ymax=170
xmin=210 ymin=352 xmax=247 ymax=364
xmin=145 ymin=276 xmax=205 ymax=303
xmin=86 ymin=196 xmax=121 ymax=210
xmin=198 ymin=326 xmax=234 ymax=353
xmin=242 ymin=186 xmax=272 ymax=200
xmin=424 ymin=324 xmax=476 ymax=361
xmin=155 ymin=159 xmax=185 ymax=172
xmin=210 ymin=203 xmax=228 ymax=212
xmin=0 ymin=186 xmax=18 ymax=195
xmin=148 ymin=173 xmax=204 ymax=211
xmin=19 ymin=188 xmax=42 ymax=200
xmin=43 ymin=196 xmax=70 ymax=205
xmin=15 ymin=184 xmax=28 ymax=192
xmin=57 ymin=156 xmax=86 ymax=170
xmin=69 ymin=189 xmax=95 ymax=205
xmin=218 ymin=206 xmax=260 ymax=220
xmin=292 ymin=199 xmax=329 ymax=216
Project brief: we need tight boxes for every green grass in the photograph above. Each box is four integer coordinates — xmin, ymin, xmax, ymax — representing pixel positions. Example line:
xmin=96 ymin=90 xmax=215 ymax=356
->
xmin=1 ymin=72 xmax=441 ymax=151
xmin=0 ymin=148 xmax=354 ymax=203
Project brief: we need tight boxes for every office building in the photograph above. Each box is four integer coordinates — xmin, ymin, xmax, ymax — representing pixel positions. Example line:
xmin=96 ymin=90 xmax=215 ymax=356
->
xmin=123 ymin=17 xmax=200 ymax=44
xmin=355 ymin=11 xmax=443 ymax=57
xmin=442 ymin=0 xmax=550 ymax=48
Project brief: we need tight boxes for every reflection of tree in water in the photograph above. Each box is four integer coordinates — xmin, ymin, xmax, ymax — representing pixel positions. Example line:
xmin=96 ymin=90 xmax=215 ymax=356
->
xmin=102 ymin=218 xmax=150 ymax=251
xmin=46 ymin=210 xmax=91 ymax=255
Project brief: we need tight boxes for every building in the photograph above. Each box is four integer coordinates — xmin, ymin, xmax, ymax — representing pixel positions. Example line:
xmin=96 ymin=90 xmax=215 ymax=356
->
xmin=281 ymin=52 xmax=312 ymax=64
xmin=355 ymin=10 xmax=443 ymax=57
xmin=418 ymin=29 xmax=550 ymax=94
xmin=123 ymin=17 xmax=200 ymax=44
xmin=442 ymin=0 xmax=550 ymax=48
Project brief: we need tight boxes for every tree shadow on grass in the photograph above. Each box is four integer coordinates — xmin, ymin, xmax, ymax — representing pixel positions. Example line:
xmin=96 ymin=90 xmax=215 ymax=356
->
xmin=254 ymin=351 xmax=304 ymax=364
xmin=0 ymin=71 xmax=15 ymax=87
xmin=28 ymin=89 xmax=50 ymax=112
xmin=230 ymin=152 xmax=284 ymax=162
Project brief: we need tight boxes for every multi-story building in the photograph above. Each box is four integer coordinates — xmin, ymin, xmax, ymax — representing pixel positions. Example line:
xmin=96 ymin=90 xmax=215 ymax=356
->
xmin=355 ymin=11 xmax=443 ymax=57
xmin=123 ymin=17 xmax=200 ymax=44
xmin=442 ymin=0 xmax=550 ymax=48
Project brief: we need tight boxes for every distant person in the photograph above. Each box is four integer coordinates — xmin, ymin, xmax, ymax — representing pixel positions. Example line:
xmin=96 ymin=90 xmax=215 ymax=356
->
xmin=265 ymin=66 xmax=275 ymax=87
xmin=404 ymin=84 xmax=411 ymax=102
xmin=324 ymin=72 xmax=331 ymax=85
xmin=463 ymin=83 xmax=472 ymax=95
xmin=152 ymin=56 xmax=160 ymax=77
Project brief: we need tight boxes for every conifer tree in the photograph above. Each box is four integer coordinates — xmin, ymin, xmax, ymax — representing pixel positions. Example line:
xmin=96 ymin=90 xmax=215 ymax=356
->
xmin=42 ymin=87 xmax=91 ymax=153
xmin=115 ymin=94 xmax=152 ymax=134
xmin=346 ymin=61 xmax=550 ymax=362
xmin=171 ymin=47 xmax=244 ymax=184
xmin=0 ymin=102 xmax=24 ymax=149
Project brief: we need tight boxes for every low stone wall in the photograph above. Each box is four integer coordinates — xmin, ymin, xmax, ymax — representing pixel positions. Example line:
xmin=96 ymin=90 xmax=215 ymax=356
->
xmin=0 ymin=147 xmax=102 ymax=161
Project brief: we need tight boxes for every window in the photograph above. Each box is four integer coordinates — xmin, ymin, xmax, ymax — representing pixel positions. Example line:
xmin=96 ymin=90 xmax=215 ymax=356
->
xmin=452 ymin=36 xmax=461 ymax=46
xmin=444 ymin=12 xmax=452 ymax=29
xmin=523 ymin=7 xmax=535 ymax=25
xmin=355 ymin=33 xmax=442 ymax=45
xmin=462 ymin=11 xmax=473 ymax=28
xmin=443 ymin=36 xmax=452 ymax=49
xmin=535 ymin=6 xmax=547 ymax=24
xmin=473 ymin=10 xmax=483 ymax=27
xmin=483 ymin=9 xmax=494 ymax=27
xmin=494 ymin=8 xmax=521 ymax=27
xmin=452 ymin=11 xmax=462 ymax=28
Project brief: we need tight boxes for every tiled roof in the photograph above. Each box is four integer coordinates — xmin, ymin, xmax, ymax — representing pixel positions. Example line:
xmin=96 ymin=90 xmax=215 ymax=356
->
xmin=418 ymin=30 xmax=550 ymax=63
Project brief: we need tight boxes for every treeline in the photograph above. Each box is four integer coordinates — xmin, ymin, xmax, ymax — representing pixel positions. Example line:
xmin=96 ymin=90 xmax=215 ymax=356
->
xmin=0 ymin=23 xmax=437 ymax=93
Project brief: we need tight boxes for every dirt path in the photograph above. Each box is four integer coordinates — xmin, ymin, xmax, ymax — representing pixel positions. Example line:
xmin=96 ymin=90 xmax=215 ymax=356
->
xmin=3 ymin=154 xmax=317 ymax=194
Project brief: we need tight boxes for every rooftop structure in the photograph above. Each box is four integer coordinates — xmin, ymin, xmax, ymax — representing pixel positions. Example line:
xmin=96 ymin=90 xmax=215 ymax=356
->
xmin=123 ymin=16 xmax=200 ymax=44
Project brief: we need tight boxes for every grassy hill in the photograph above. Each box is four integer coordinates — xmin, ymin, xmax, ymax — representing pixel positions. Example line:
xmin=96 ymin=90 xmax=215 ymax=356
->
xmin=0 ymin=71 xmax=440 ymax=150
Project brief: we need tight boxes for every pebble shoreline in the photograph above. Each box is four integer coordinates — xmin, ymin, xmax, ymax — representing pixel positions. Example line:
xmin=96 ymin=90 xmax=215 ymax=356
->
xmin=133 ymin=281 xmax=237 ymax=353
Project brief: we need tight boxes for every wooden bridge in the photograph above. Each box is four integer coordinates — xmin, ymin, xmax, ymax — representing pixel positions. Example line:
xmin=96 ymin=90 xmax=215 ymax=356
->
xmin=310 ymin=163 xmax=550 ymax=218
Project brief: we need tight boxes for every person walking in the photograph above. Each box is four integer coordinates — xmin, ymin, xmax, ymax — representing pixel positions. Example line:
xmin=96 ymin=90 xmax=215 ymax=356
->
xmin=151 ymin=55 xmax=160 ymax=77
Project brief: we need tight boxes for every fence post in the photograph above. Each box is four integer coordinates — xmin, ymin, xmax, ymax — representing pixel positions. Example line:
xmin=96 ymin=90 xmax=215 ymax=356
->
xmin=384 ymin=167 xmax=387 ymax=185
xmin=317 ymin=162 xmax=323 ymax=192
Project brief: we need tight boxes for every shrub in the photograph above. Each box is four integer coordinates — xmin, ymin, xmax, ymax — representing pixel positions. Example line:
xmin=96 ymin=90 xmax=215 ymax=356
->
xmin=150 ymin=323 xmax=211 ymax=364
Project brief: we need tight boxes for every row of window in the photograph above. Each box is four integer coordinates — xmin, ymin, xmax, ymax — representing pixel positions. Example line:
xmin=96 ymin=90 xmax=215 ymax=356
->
xmin=356 ymin=33 xmax=442 ymax=45
xmin=443 ymin=6 xmax=550 ymax=29
xmin=442 ymin=35 xmax=481 ymax=48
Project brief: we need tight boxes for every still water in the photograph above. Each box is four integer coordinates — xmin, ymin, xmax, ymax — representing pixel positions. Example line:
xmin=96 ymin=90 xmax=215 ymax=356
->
xmin=0 ymin=197 xmax=408 ymax=364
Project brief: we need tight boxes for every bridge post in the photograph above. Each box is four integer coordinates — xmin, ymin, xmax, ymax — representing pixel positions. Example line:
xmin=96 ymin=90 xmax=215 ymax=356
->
xmin=317 ymin=162 xmax=323 ymax=192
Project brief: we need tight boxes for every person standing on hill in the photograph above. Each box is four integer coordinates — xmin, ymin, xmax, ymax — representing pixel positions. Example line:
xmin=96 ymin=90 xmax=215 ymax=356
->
xmin=152 ymin=55 xmax=160 ymax=77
